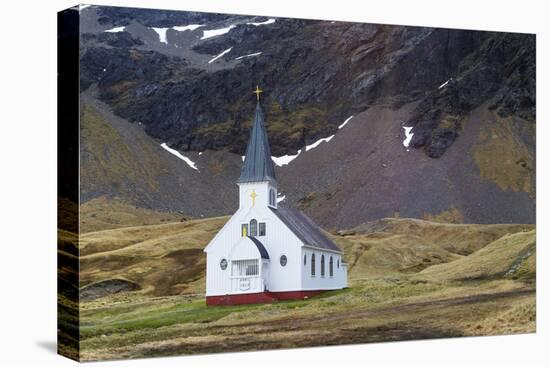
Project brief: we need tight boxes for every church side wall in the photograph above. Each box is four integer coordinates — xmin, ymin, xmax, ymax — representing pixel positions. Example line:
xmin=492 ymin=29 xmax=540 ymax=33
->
xmin=301 ymin=248 xmax=347 ymax=290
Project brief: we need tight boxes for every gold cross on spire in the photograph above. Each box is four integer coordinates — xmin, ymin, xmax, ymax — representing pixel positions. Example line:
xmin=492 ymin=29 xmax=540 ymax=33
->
xmin=253 ymin=85 xmax=263 ymax=102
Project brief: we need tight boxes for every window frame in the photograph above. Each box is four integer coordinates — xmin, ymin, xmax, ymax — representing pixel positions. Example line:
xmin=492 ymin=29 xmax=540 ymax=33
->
xmin=311 ymin=253 xmax=316 ymax=277
xmin=259 ymin=222 xmax=266 ymax=236
xmin=220 ymin=258 xmax=228 ymax=270
xmin=241 ymin=223 xmax=248 ymax=237
xmin=249 ymin=219 xmax=258 ymax=237
xmin=329 ymin=256 xmax=334 ymax=277
xmin=231 ymin=259 xmax=259 ymax=277
xmin=321 ymin=254 xmax=325 ymax=277
xmin=269 ymin=189 xmax=276 ymax=206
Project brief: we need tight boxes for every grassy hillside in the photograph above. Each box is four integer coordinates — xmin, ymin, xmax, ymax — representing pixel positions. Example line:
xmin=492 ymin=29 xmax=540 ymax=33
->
xmin=349 ymin=217 xmax=534 ymax=255
xmin=80 ymin=197 xmax=185 ymax=233
xmin=417 ymin=230 xmax=536 ymax=282
xmin=70 ymin=212 xmax=535 ymax=361
xmin=80 ymin=216 xmax=228 ymax=297
xmin=328 ymin=218 xmax=534 ymax=279
xmin=78 ymin=215 xmax=535 ymax=298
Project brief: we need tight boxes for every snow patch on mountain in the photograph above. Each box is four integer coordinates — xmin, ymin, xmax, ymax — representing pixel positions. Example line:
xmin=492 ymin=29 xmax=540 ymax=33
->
xmin=439 ymin=78 xmax=451 ymax=89
xmin=173 ymin=24 xmax=204 ymax=32
xmin=209 ymin=48 xmax=233 ymax=64
xmin=338 ymin=115 xmax=354 ymax=129
xmin=402 ymin=126 xmax=414 ymax=148
xmin=152 ymin=27 xmax=169 ymax=44
xmin=306 ymin=135 xmax=335 ymax=152
xmin=161 ymin=143 xmax=199 ymax=171
xmin=272 ymin=115 xmax=352 ymax=165
xmin=235 ymin=52 xmax=262 ymax=60
xmin=201 ymin=25 xmax=236 ymax=40
xmin=272 ymin=150 xmax=301 ymax=167
xmin=247 ymin=18 xmax=276 ymax=26
xmin=104 ymin=26 xmax=125 ymax=33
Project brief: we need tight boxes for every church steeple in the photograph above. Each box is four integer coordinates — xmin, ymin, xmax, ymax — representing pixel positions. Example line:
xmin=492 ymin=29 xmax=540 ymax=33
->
xmin=238 ymin=87 xmax=276 ymax=184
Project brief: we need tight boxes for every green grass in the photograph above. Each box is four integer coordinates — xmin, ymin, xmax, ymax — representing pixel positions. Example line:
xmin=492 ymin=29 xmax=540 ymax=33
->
xmin=78 ymin=278 xmax=444 ymax=342
xmin=81 ymin=300 xmax=261 ymax=338
xmin=80 ymin=287 xmax=354 ymax=336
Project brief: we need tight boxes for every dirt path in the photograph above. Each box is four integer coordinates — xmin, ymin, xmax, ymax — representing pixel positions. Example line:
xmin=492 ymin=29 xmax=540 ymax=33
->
xmin=217 ymin=287 xmax=535 ymax=330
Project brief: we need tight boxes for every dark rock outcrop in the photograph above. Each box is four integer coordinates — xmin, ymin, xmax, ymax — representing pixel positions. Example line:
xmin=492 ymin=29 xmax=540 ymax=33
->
xmin=80 ymin=279 xmax=141 ymax=301
xmin=79 ymin=8 xmax=534 ymax=160
xmin=409 ymin=33 xmax=535 ymax=158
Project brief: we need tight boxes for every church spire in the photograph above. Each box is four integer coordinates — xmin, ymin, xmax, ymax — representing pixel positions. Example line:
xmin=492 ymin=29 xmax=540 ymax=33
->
xmin=238 ymin=86 xmax=276 ymax=184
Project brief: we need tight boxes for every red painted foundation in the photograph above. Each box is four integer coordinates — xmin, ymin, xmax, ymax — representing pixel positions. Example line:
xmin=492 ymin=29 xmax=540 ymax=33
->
xmin=206 ymin=290 xmax=324 ymax=306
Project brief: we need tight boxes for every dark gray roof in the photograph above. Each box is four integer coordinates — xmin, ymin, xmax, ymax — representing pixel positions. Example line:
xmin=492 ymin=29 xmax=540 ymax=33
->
xmin=238 ymin=102 xmax=277 ymax=184
xmin=270 ymin=205 xmax=342 ymax=252
xmin=247 ymin=236 xmax=270 ymax=259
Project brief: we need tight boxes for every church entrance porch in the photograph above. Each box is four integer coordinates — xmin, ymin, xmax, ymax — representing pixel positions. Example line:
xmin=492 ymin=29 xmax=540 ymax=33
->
xmin=230 ymin=259 xmax=265 ymax=293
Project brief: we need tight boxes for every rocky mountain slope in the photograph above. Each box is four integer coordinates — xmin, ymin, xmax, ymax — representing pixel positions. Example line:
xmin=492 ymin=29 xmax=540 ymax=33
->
xmin=76 ymin=5 xmax=536 ymax=228
xmin=79 ymin=87 xmax=242 ymax=217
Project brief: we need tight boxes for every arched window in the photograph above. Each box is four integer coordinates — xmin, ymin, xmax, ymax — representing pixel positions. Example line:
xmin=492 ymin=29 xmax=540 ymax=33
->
xmin=304 ymin=254 xmax=307 ymax=266
xmin=321 ymin=255 xmax=325 ymax=277
xmin=311 ymin=253 xmax=316 ymax=276
xmin=249 ymin=219 xmax=257 ymax=236
xmin=269 ymin=189 xmax=276 ymax=206
xmin=329 ymin=256 xmax=334 ymax=277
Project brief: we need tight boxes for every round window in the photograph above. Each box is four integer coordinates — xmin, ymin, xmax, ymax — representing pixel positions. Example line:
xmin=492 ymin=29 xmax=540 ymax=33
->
xmin=280 ymin=255 xmax=287 ymax=267
xmin=220 ymin=258 xmax=228 ymax=270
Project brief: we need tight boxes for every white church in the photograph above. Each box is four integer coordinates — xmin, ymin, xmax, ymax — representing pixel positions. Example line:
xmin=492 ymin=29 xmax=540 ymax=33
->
xmin=204 ymin=87 xmax=347 ymax=306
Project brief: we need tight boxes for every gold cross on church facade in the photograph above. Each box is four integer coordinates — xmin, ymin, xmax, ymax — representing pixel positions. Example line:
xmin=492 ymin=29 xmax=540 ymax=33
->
xmin=253 ymin=85 xmax=263 ymax=102
xmin=250 ymin=190 xmax=257 ymax=206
